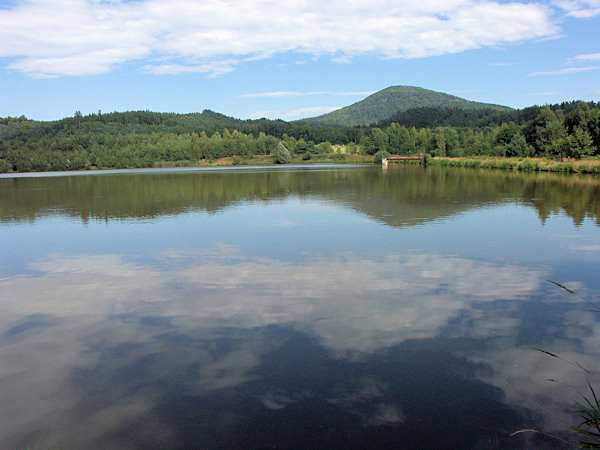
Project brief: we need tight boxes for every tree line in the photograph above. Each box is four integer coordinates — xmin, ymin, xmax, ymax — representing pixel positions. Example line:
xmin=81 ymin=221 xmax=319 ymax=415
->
xmin=364 ymin=102 xmax=600 ymax=159
xmin=1 ymin=101 xmax=599 ymax=173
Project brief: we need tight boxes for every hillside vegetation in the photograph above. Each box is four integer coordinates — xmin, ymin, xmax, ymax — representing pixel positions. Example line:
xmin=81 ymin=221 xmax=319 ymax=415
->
xmin=305 ymin=85 xmax=511 ymax=127
xmin=1 ymin=86 xmax=599 ymax=173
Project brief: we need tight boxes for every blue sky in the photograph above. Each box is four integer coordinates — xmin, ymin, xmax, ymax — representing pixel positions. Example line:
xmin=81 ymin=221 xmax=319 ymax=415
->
xmin=0 ymin=0 xmax=599 ymax=121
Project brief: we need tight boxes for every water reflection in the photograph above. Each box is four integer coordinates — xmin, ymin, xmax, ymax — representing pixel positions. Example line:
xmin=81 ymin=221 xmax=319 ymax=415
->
xmin=1 ymin=166 xmax=599 ymax=448
xmin=2 ymin=248 xmax=545 ymax=351
xmin=1 ymin=166 xmax=599 ymax=227
xmin=0 ymin=246 xmax=562 ymax=448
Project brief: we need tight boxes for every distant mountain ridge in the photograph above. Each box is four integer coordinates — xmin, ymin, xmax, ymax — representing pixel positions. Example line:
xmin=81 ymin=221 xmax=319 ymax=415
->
xmin=303 ymin=86 xmax=512 ymax=127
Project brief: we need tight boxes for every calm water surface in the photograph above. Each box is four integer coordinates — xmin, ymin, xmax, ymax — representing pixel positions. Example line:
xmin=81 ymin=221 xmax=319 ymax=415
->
xmin=1 ymin=165 xmax=599 ymax=448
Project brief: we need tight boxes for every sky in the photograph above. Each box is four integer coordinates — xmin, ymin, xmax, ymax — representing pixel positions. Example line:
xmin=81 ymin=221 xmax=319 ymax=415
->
xmin=0 ymin=0 xmax=599 ymax=121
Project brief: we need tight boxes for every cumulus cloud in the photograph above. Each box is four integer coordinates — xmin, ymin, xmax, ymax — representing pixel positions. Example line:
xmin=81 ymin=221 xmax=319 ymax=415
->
xmin=0 ymin=0 xmax=558 ymax=77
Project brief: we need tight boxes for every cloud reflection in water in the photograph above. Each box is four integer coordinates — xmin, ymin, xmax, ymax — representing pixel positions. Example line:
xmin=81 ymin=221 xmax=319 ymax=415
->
xmin=0 ymin=246 xmax=548 ymax=447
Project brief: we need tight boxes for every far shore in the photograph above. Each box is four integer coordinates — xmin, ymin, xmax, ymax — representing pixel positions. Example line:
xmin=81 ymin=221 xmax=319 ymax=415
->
xmin=3 ymin=154 xmax=600 ymax=175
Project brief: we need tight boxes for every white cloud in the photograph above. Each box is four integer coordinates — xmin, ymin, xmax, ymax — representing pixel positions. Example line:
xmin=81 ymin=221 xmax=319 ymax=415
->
xmin=0 ymin=250 xmax=545 ymax=355
xmin=332 ymin=55 xmax=353 ymax=64
xmin=0 ymin=248 xmax=547 ymax=445
xmin=528 ymin=65 xmax=600 ymax=76
xmin=280 ymin=106 xmax=342 ymax=119
xmin=143 ymin=60 xmax=239 ymax=77
xmin=0 ymin=0 xmax=559 ymax=77
xmin=573 ymin=52 xmax=600 ymax=62
xmin=554 ymin=0 xmax=600 ymax=17
xmin=468 ymin=309 xmax=600 ymax=434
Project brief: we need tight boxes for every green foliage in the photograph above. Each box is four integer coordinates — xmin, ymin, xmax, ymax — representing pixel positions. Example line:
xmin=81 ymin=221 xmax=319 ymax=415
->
xmin=381 ymin=105 xmax=517 ymax=129
xmin=359 ymin=135 xmax=376 ymax=155
xmin=0 ymin=158 xmax=12 ymax=173
xmin=273 ymin=142 xmax=291 ymax=164
xmin=505 ymin=132 xmax=529 ymax=157
xmin=306 ymin=85 xmax=511 ymax=127
xmin=1 ymin=95 xmax=599 ymax=173
xmin=373 ymin=150 xmax=391 ymax=164
xmin=317 ymin=141 xmax=333 ymax=154
xmin=570 ymin=383 xmax=600 ymax=447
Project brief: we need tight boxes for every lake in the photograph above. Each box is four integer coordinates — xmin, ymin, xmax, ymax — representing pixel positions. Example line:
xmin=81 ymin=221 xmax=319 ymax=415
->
xmin=1 ymin=164 xmax=599 ymax=448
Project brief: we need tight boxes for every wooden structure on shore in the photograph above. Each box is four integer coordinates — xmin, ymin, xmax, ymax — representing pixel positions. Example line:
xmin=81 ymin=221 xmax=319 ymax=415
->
xmin=382 ymin=156 xmax=425 ymax=168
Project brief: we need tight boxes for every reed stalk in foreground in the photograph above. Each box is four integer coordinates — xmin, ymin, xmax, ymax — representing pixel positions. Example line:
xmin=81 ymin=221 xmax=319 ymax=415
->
xmin=513 ymin=281 xmax=600 ymax=448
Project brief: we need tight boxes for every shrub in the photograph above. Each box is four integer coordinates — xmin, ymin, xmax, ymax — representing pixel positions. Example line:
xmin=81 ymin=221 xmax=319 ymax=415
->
xmin=273 ymin=142 xmax=292 ymax=164
xmin=373 ymin=150 xmax=391 ymax=164
xmin=0 ymin=159 xmax=12 ymax=173
xmin=317 ymin=141 xmax=333 ymax=154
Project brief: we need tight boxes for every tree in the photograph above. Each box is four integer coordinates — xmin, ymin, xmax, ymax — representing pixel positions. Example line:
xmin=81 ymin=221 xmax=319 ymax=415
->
xmin=443 ymin=127 xmax=460 ymax=156
xmin=564 ymin=101 xmax=590 ymax=132
xmin=371 ymin=127 xmax=389 ymax=153
xmin=530 ymin=106 xmax=567 ymax=155
xmin=373 ymin=150 xmax=391 ymax=164
xmin=505 ymin=132 xmax=529 ymax=157
xmin=317 ymin=141 xmax=333 ymax=154
xmin=495 ymin=122 xmax=520 ymax=146
xmin=359 ymin=135 xmax=376 ymax=155
xmin=564 ymin=127 xmax=593 ymax=159
xmin=273 ymin=142 xmax=291 ymax=164
xmin=387 ymin=123 xmax=411 ymax=153
xmin=0 ymin=158 xmax=11 ymax=173
xmin=74 ymin=110 xmax=82 ymax=129
xmin=432 ymin=127 xmax=446 ymax=156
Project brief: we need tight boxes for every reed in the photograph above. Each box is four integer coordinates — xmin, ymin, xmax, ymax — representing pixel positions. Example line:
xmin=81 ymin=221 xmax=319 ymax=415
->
xmin=428 ymin=157 xmax=600 ymax=174
xmin=513 ymin=281 xmax=600 ymax=448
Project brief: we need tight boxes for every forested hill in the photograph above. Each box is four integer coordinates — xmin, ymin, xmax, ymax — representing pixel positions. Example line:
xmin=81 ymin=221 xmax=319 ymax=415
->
xmin=0 ymin=109 xmax=359 ymax=145
xmin=304 ymin=86 xmax=512 ymax=127
xmin=376 ymin=105 xmax=539 ymax=129
xmin=1 ymin=95 xmax=599 ymax=173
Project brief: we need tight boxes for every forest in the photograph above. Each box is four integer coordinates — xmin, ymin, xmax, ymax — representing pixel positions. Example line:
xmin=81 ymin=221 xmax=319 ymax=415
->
xmin=0 ymin=100 xmax=599 ymax=173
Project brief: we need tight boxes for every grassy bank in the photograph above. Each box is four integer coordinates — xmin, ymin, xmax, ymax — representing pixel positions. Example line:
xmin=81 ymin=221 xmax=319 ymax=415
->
xmin=429 ymin=156 xmax=600 ymax=174
xmin=151 ymin=154 xmax=373 ymax=168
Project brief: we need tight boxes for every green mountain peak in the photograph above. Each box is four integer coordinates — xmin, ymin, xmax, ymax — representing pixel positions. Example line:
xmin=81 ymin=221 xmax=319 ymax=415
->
xmin=303 ymin=85 xmax=511 ymax=126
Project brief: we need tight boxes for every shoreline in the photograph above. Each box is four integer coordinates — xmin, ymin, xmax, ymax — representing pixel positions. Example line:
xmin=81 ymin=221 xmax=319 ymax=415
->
xmin=427 ymin=156 xmax=600 ymax=174
xmin=2 ymin=154 xmax=600 ymax=175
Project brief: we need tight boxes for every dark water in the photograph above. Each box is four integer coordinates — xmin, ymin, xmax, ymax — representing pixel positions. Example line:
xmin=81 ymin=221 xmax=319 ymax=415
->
xmin=1 ymin=165 xmax=599 ymax=448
